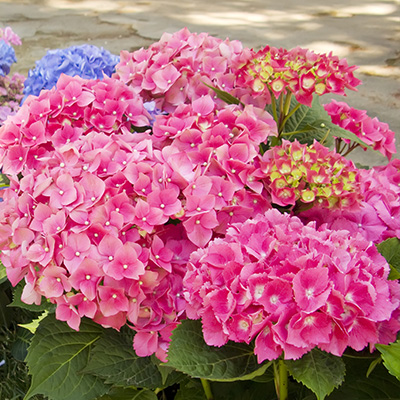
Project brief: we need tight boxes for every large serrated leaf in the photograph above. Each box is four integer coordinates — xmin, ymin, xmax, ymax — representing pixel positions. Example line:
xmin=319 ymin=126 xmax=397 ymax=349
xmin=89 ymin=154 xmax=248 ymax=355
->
xmin=166 ymin=319 xmax=271 ymax=382
xmin=377 ymin=238 xmax=400 ymax=278
xmin=327 ymin=355 xmax=400 ymax=399
xmin=24 ymin=314 xmax=109 ymax=400
xmin=282 ymin=96 xmax=373 ymax=151
xmin=9 ymin=282 xmax=53 ymax=312
xmin=82 ymin=328 xmax=166 ymax=389
xmin=285 ymin=349 xmax=345 ymax=400
xmin=376 ymin=341 xmax=400 ymax=380
xmin=97 ymin=387 xmax=158 ymax=400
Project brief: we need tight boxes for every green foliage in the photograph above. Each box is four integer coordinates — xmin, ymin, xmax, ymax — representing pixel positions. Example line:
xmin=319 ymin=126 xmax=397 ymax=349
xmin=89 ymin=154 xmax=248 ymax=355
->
xmin=175 ymin=380 xmax=207 ymax=400
xmin=285 ymin=349 xmax=346 ymax=400
xmin=166 ymin=319 xmax=272 ymax=382
xmin=0 ymin=260 xmax=7 ymax=284
xmin=327 ymin=353 xmax=400 ymax=399
xmin=377 ymin=237 xmax=400 ymax=279
xmin=9 ymin=282 xmax=54 ymax=312
xmin=0 ymin=283 xmax=47 ymax=400
xmin=376 ymin=340 xmax=400 ymax=380
xmin=82 ymin=327 xmax=182 ymax=389
xmin=24 ymin=314 xmax=109 ymax=400
xmin=203 ymin=83 xmax=242 ymax=105
xmin=0 ymin=172 xmax=10 ymax=188
xmin=280 ymin=96 xmax=376 ymax=151
xmin=97 ymin=387 xmax=158 ymax=400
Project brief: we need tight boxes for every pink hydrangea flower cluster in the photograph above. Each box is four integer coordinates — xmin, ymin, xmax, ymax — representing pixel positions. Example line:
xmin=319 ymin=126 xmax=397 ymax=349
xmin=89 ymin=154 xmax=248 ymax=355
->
xmin=0 ymin=72 xmax=25 ymax=125
xmin=299 ymin=159 xmax=400 ymax=243
xmin=260 ymin=139 xmax=362 ymax=210
xmin=114 ymin=28 xmax=252 ymax=112
xmin=184 ymin=209 xmax=400 ymax=363
xmin=0 ymin=26 xmax=22 ymax=46
xmin=0 ymin=73 xmax=277 ymax=359
xmin=237 ymin=45 xmax=362 ymax=107
xmin=324 ymin=99 xmax=396 ymax=160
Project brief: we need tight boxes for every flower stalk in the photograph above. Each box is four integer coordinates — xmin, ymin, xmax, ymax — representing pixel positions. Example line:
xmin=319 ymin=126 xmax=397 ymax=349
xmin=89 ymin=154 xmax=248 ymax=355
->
xmin=201 ymin=378 xmax=214 ymax=400
xmin=274 ymin=359 xmax=288 ymax=400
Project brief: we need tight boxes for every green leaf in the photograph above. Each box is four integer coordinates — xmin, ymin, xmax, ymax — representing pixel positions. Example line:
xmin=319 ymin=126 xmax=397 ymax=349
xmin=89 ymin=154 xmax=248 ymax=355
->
xmin=82 ymin=327 xmax=166 ymax=389
xmin=377 ymin=238 xmax=400 ymax=278
xmin=9 ymin=282 xmax=53 ymax=312
xmin=0 ymin=260 xmax=7 ymax=285
xmin=211 ymin=379 xmax=280 ymax=400
xmin=97 ymin=387 xmax=158 ymax=400
xmin=376 ymin=341 xmax=400 ymax=380
xmin=175 ymin=380 xmax=207 ymax=400
xmin=24 ymin=314 xmax=109 ymax=400
xmin=0 ymin=287 xmax=12 ymax=326
xmin=153 ymin=358 xmax=186 ymax=388
xmin=19 ymin=311 xmax=48 ymax=334
xmin=11 ymin=327 xmax=33 ymax=361
xmin=278 ymin=96 xmax=332 ymax=146
xmin=203 ymin=83 xmax=242 ymax=106
xmin=281 ymin=96 xmax=374 ymax=151
xmin=327 ymin=354 xmax=400 ymax=399
xmin=166 ymin=319 xmax=272 ymax=382
xmin=0 ymin=173 xmax=10 ymax=188
xmin=285 ymin=349 xmax=345 ymax=400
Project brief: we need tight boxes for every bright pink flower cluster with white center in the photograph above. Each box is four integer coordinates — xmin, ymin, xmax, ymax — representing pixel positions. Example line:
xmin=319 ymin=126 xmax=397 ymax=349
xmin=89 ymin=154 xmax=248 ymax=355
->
xmin=260 ymin=139 xmax=362 ymax=210
xmin=324 ymin=99 xmax=396 ymax=160
xmin=299 ymin=159 xmax=400 ymax=243
xmin=0 ymin=73 xmax=277 ymax=359
xmin=184 ymin=209 xmax=400 ymax=363
xmin=237 ymin=46 xmax=362 ymax=107
xmin=114 ymin=27 xmax=252 ymax=112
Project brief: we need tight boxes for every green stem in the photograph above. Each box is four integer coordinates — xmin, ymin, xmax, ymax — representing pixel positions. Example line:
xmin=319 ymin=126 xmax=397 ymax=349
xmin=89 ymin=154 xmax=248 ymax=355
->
xmin=201 ymin=378 xmax=214 ymax=400
xmin=279 ymin=103 xmax=302 ymax=134
xmin=283 ymin=92 xmax=292 ymax=116
xmin=281 ymin=128 xmax=312 ymax=137
xmin=274 ymin=359 xmax=288 ymax=400
xmin=270 ymin=92 xmax=278 ymax=123
xmin=341 ymin=142 xmax=360 ymax=158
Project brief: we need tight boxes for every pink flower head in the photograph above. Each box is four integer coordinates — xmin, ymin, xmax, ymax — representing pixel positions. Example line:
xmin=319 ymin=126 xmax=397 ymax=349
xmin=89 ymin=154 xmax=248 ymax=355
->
xmin=239 ymin=45 xmax=361 ymax=106
xmin=184 ymin=209 xmax=400 ymax=362
xmin=324 ymin=99 xmax=396 ymax=160
xmin=260 ymin=139 xmax=362 ymax=210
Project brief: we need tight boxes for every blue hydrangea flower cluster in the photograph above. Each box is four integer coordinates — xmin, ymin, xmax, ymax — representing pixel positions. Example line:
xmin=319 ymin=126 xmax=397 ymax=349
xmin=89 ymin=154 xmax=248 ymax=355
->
xmin=22 ymin=44 xmax=119 ymax=100
xmin=0 ymin=41 xmax=17 ymax=76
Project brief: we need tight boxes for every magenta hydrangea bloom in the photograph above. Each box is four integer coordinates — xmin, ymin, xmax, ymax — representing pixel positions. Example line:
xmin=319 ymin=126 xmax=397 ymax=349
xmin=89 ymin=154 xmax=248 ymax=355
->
xmin=184 ymin=209 xmax=400 ymax=363
xmin=324 ymin=99 xmax=396 ymax=160
xmin=299 ymin=159 xmax=400 ymax=243
xmin=0 ymin=73 xmax=277 ymax=360
xmin=114 ymin=27 xmax=253 ymax=112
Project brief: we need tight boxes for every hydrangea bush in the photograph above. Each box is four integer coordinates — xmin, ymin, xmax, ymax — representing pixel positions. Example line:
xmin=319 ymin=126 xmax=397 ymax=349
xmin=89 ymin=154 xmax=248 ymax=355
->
xmin=1 ymin=27 xmax=400 ymax=400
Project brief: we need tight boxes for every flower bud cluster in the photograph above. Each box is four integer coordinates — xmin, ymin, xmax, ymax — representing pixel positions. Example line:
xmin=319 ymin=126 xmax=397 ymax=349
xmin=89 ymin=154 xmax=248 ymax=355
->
xmin=260 ymin=139 xmax=362 ymax=210
xmin=238 ymin=46 xmax=361 ymax=106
